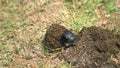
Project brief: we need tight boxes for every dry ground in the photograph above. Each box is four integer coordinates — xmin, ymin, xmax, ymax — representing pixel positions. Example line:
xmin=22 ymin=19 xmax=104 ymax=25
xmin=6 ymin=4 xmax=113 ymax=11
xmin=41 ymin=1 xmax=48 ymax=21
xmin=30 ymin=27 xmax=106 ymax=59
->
xmin=0 ymin=0 xmax=69 ymax=68
xmin=0 ymin=0 xmax=120 ymax=68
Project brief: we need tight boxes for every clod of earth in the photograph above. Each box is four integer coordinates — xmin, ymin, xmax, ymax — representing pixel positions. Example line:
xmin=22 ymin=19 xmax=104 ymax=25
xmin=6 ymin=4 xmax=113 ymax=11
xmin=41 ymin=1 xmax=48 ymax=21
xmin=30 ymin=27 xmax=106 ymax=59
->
xmin=42 ymin=24 xmax=120 ymax=68
xmin=42 ymin=24 xmax=77 ymax=51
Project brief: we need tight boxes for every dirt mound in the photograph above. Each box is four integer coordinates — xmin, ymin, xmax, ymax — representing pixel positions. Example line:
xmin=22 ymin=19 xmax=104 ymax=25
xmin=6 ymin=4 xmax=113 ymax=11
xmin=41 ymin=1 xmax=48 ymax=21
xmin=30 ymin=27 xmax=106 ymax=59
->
xmin=62 ymin=26 xmax=120 ymax=68
xmin=42 ymin=24 xmax=77 ymax=51
xmin=42 ymin=24 xmax=67 ymax=50
xmin=43 ymin=24 xmax=120 ymax=68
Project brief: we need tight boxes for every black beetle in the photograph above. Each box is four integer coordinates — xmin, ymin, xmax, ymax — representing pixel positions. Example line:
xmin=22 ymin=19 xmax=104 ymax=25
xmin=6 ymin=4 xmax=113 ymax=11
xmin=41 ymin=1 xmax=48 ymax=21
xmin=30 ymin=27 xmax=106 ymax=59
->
xmin=61 ymin=30 xmax=77 ymax=48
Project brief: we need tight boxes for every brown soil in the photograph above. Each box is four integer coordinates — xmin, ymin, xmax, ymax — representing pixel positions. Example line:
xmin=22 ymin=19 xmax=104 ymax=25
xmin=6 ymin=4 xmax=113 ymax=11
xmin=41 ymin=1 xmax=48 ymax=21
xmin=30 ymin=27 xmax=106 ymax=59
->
xmin=62 ymin=26 xmax=120 ymax=68
xmin=43 ymin=24 xmax=120 ymax=68
xmin=42 ymin=24 xmax=67 ymax=49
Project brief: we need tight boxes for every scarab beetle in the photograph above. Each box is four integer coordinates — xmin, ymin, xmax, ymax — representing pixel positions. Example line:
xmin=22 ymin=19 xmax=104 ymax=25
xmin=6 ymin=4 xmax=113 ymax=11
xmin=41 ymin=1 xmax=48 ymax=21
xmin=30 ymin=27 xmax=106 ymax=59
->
xmin=61 ymin=30 xmax=77 ymax=48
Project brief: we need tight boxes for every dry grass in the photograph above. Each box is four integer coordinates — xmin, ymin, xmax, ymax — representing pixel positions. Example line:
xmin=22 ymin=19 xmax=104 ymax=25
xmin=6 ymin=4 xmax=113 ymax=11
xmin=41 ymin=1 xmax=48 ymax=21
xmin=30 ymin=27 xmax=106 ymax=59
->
xmin=0 ymin=0 xmax=70 ymax=68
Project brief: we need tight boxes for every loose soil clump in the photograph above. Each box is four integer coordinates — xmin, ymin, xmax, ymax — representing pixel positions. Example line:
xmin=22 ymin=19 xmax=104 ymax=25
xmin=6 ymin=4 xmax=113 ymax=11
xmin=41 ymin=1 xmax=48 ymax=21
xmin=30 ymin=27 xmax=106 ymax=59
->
xmin=42 ymin=24 xmax=77 ymax=51
xmin=42 ymin=24 xmax=67 ymax=50
xmin=43 ymin=24 xmax=120 ymax=68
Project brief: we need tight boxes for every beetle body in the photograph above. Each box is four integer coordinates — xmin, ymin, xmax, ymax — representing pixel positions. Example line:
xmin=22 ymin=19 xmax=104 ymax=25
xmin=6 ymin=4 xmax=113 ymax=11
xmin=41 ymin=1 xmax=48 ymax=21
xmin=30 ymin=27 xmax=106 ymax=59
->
xmin=61 ymin=30 xmax=77 ymax=48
